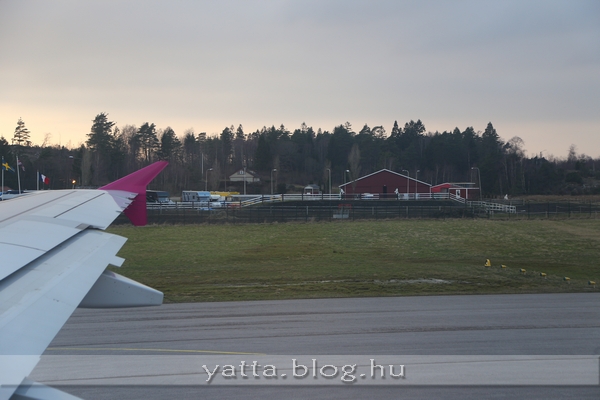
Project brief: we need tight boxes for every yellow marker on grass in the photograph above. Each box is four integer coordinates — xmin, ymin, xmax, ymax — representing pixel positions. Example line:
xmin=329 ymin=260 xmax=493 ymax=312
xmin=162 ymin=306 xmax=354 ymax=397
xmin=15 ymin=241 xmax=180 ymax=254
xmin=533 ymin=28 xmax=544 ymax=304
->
xmin=540 ymin=273 xmax=547 ymax=279
xmin=484 ymin=259 xmax=491 ymax=267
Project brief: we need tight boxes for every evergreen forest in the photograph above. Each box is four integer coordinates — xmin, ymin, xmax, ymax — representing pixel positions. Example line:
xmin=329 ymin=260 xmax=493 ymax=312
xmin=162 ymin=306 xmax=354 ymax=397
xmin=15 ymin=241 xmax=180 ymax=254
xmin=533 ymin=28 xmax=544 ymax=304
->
xmin=1 ymin=114 xmax=598 ymax=198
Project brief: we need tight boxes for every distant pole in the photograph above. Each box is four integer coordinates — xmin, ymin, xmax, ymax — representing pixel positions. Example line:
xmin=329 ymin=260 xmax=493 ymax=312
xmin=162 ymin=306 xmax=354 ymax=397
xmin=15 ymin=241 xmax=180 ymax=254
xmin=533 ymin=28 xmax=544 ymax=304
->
xmin=243 ymin=166 xmax=247 ymax=195
xmin=415 ymin=170 xmax=420 ymax=197
xmin=16 ymin=155 xmax=21 ymax=193
xmin=471 ymin=167 xmax=482 ymax=201
xmin=327 ymin=168 xmax=331 ymax=196
xmin=402 ymin=169 xmax=409 ymax=197
xmin=205 ymin=168 xmax=213 ymax=191
xmin=344 ymin=169 xmax=349 ymax=186
xmin=271 ymin=168 xmax=277 ymax=195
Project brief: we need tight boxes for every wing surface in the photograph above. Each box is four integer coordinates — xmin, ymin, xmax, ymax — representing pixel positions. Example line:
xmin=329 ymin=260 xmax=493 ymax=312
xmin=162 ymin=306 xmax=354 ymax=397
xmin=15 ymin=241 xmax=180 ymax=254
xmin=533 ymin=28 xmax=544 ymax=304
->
xmin=0 ymin=161 xmax=168 ymax=399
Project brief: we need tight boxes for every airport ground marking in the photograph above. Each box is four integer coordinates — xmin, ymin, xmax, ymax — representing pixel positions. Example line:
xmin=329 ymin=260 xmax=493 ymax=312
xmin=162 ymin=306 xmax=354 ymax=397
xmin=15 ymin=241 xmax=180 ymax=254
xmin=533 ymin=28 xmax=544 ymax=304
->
xmin=46 ymin=347 xmax=264 ymax=355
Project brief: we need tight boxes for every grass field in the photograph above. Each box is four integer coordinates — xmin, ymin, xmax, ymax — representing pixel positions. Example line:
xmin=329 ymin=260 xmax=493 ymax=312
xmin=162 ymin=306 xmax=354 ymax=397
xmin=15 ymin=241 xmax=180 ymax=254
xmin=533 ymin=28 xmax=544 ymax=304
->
xmin=107 ymin=219 xmax=600 ymax=303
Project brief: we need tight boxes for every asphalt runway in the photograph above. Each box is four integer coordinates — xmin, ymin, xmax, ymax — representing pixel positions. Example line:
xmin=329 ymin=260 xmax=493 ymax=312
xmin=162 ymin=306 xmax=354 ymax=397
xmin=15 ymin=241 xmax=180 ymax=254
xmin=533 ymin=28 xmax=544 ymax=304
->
xmin=40 ymin=293 xmax=600 ymax=399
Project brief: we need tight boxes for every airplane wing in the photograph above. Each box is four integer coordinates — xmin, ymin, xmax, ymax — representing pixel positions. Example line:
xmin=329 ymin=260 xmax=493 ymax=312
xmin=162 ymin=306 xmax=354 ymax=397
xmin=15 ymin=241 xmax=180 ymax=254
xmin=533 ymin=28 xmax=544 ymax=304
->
xmin=0 ymin=161 xmax=168 ymax=400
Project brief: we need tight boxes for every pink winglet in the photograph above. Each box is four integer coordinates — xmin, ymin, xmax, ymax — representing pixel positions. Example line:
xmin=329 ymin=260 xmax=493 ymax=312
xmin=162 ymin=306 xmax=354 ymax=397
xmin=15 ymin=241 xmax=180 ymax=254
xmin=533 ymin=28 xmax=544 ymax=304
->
xmin=100 ymin=161 xmax=168 ymax=226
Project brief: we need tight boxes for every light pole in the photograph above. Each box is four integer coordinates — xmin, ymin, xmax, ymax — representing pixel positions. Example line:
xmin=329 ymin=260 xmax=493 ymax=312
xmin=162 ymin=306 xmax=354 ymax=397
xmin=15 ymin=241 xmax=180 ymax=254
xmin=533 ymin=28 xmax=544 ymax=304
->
xmin=344 ymin=169 xmax=350 ymax=185
xmin=326 ymin=168 xmax=331 ymax=196
xmin=415 ymin=170 xmax=420 ymax=197
xmin=69 ymin=156 xmax=83 ymax=187
xmin=471 ymin=167 xmax=482 ymax=201
xmin=402 ymin=169 xmax=409 ymax=198
xmin=243 ymin=166 xmax=247 ymax=195
xmin=271 ymin=169 xmax=277 ymax=195
xmin=205 ymin=168 xmax=213 ymax=191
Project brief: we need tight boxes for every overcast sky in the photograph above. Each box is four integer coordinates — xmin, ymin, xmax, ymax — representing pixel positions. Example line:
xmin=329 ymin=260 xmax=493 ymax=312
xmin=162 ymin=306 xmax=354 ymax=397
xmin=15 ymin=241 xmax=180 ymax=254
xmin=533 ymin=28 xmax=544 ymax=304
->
xmin=1 ymin=0 xmax=598 ymax=158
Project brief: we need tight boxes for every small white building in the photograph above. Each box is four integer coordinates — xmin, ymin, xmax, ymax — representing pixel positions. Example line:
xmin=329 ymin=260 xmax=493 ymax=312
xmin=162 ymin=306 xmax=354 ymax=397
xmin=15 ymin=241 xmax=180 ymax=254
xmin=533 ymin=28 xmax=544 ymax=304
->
xmin=229 ymin=169 xmax=260 ymax=183
xmin=304 ymin=184 xmax=320 ymax=195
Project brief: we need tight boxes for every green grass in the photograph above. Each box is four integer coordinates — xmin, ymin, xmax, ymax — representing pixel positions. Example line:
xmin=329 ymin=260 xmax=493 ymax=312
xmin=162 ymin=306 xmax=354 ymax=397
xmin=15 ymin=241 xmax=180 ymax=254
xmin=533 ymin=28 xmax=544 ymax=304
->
xmin=107 ymin=219 xmax=600 ymax=302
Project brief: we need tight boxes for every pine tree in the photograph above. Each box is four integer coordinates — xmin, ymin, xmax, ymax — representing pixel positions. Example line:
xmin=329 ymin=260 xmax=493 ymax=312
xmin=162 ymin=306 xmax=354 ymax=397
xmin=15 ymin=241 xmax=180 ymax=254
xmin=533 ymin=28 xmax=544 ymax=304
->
xmin=253 ymin=133 xmax=272 ymax=172
xmin=137 ymin=122 xmax=159 ymax=163
xmin=158 ymin=127 xmax=181 ymax=160
xmin=12 ymin=118 xmax=31 ymax=147
xmin=220 ymin=126 xmax=234 ymax=167
xmin=86 ymin=113 xmax=114 ymax=153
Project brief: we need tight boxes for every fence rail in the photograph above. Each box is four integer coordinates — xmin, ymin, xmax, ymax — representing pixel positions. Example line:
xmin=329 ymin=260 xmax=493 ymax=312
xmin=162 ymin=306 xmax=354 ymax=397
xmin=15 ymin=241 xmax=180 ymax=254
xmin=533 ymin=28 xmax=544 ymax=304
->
xmin=148 ymin=192 xmax=519 ymax=214
xmin=123 ymin=199 xmax=600 ymax=225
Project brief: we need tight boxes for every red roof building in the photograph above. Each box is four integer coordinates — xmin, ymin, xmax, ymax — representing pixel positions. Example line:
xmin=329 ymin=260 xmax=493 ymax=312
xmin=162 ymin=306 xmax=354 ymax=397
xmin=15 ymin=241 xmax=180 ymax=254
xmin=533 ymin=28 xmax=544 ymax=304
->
xmin=339 ymin=169 xmax=431 ymax=197
xmin=431 ymin=182 xmax=480 ymax=200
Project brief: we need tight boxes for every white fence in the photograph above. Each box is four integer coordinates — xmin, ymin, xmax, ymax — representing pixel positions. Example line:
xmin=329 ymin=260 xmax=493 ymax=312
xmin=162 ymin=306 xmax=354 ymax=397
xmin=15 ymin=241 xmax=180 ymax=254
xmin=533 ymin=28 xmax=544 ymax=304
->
xmin=467 ymin=201 xmax=517 ymax=213
xmin=146 ymin=192 xmax=516 ymax=213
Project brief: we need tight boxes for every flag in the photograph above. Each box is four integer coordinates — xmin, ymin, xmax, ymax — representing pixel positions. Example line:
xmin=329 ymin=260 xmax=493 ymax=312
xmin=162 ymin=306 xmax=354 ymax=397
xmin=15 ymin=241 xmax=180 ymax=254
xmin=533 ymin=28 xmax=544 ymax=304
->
xmin=40 ymin=173 xmax=50 ymax=185
xmin=17 ymin=159 xmax=25 ymax=171
xmin=2 ymin=157 xmax=15 ymax=173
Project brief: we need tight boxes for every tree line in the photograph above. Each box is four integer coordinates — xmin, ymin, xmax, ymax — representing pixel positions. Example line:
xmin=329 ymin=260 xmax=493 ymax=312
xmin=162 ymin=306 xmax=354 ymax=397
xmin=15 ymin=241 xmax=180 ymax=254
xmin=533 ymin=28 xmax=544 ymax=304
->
xmin=1 ymin=114 xmax=598 ymax=197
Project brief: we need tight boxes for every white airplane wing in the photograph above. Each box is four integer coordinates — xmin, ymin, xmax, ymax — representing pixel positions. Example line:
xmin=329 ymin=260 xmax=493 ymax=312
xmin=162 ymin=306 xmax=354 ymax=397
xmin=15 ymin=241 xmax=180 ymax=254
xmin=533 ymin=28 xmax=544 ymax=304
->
xmin=0 ymin=161 xmax=168 ymax=400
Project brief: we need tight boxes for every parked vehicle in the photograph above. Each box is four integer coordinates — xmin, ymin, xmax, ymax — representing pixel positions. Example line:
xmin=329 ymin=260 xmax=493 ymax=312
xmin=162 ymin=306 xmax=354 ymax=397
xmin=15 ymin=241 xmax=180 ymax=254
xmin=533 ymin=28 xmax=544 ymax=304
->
xmin=182 ymin=190 xmax=211 ymax=203
xmin=146 ymin=190 xmax=173 ymax=204
xmin=181 ymin=191 xmax=224 ymax=208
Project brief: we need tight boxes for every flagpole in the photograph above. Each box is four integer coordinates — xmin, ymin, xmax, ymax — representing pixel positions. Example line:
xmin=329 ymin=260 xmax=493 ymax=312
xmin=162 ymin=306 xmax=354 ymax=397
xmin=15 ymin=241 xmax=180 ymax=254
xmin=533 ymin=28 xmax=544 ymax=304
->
xmin=16 ymin=155 xmax=21 ymax=193
xmin=37 ymin=170 xmax=40 ymax=191
xmin=1 ymin=157 xmax=4 ymax=197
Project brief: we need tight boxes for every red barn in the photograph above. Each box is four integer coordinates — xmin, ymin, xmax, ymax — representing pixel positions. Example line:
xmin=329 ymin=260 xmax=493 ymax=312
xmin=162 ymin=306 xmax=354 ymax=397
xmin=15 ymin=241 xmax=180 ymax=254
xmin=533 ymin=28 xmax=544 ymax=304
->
xmin=431 ymin=182 xmax=480 ymax=200
xmin=339 ymin=169 xmax=431 ymax=198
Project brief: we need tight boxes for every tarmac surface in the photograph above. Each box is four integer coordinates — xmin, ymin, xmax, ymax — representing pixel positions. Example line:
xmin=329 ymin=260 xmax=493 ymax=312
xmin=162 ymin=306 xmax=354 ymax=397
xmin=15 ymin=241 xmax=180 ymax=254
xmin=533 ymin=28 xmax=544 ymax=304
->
xmin=40 ymin=293 xmax=600 ymax=399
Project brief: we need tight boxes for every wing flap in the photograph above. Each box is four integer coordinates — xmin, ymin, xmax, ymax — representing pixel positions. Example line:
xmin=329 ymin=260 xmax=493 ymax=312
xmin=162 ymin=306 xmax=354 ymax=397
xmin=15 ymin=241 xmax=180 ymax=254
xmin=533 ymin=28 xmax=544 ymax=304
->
xmin=0 ymin=244 xmax=44 ymax=281
xmin=0 ymin=219 xmax=86 ymax=281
